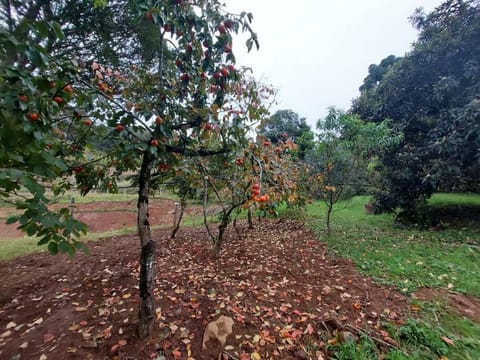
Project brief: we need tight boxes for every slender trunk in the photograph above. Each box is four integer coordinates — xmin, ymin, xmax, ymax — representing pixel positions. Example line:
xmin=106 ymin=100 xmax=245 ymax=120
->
xmin=171 ymin=196 xmax=186 ymax=239
xmin=216 ymin=214 xmax=229 ymax=255
xmin=215 ymin=206 xmax=236 ymax=255
xmin=247 ymin=207 xmax=253 ymax=229
xmin=137 ymin=151 xmax=156 ymax=339
xmin=326 ymin=204 xmax=333 ymax=236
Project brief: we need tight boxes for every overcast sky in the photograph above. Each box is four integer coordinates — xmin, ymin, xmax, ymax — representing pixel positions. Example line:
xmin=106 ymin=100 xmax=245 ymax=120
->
xmin=225 ymin=0 xmax=444 ymax=128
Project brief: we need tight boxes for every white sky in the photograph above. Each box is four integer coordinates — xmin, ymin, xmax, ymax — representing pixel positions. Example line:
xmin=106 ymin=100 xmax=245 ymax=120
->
xmin=225 ymin=0 xmax=444 ymax=128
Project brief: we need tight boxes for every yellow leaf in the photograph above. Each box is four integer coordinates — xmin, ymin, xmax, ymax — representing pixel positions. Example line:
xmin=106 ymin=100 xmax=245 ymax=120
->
xmin=251 ymin=351 xmax=261 ymax=360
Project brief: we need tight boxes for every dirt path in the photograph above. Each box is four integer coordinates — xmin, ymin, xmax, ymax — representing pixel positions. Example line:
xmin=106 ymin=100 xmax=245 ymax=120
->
xmin=0 ymin=219 xmax=411 ymax=359
xmin=0 ymin=199 xmax=185 ymax=238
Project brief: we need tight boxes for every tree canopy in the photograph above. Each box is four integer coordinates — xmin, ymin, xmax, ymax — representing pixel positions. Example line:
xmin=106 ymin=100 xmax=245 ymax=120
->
xmin=351 ymin=0 xmax=480 ymax=215
xmin=258 ymin=109 xmax=314 ymax=159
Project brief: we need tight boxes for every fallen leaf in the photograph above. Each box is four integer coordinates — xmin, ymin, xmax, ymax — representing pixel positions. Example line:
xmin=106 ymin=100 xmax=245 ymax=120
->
xmin=75 ymin=306 xmax=88 ymax=312
xmin=68 ymin=323 xmax=79 ymax=331
xmin=19 ymin=341 xmax=29 ymax=349
xmin=103 ymin=326 xmax=113 ymax=339
xmin=118 ymin=339 xmax=127 ymax=346
xmin=39 ymin=354 xmax=47 ymax=360
xmin=6 ymin=321 xmax=17 ymax=330
xmin=305 ymin=323 xmax=315 ymax=335
xmin=43 ymin=333 xmax=55 ymax=343
xmin=28 ymin=317 xmax=43 ymax=327
xmin=110 ymin=344 xmax=120 ymax=353
xmin=353 ymin=302 xmax=362 ymax=310
xmin=410 ymin=304 xmax=420 ymax=311
xmin=172 ymin=348 xmax=181 ymax=358
xmin=441 ymin=336 xmax=455 ymax=346
xmin=250 ymin=351 xmax=261 ymax=360
xmin=1 ymin=330 xmax=12 ymax=338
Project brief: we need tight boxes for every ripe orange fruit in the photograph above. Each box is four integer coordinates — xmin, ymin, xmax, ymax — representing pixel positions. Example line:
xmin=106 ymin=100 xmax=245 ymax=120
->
xmin=151 ymin=139 xmax=159 ymax=147
xmin=63 ymin=84 xmax=74 ymax=93
xmin=83 ymin=119 xmax=93 ymax=126
xmin=18 ymin=94 xmax=28 ymax=103
xmin=115 ymin=124 xmax=125 ymax=132
xmin=27 ymin=112 xmax=39 ymax=121
xmin=155 ymin=116 xmax=163 ymax=125
xmin=54 ymin=96 xmax=64 ymax=104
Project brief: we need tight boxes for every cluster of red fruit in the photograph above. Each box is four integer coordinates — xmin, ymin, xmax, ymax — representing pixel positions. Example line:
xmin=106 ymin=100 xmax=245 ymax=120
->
xmin=23 ymin=83 xmax=74 ymax=122
xmin=250 ymin=183 xmax=269 ymax=203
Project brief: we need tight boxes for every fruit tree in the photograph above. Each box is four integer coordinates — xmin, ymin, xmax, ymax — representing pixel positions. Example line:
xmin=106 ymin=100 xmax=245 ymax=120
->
xmin=1 ymin=0 xmax=262 ymax=339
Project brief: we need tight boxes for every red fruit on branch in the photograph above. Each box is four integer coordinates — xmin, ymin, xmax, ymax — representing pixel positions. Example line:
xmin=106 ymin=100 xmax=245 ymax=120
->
xmin=27 ymin=112 xmax=39 ymax=121
xmin=217 ymin=23 xmax=226 ymax=34
xmin=220 ymin=67 xmax=229 ymax=77
xmin=145 ymin=10 xmax=154 ymax=22
xmin=63 ymin=85 xmax=74 ymax=93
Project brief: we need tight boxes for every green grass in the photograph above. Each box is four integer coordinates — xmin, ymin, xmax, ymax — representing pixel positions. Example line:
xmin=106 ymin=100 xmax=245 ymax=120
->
xmin=306 ymin=193 xmax=480 ymax=360
xmin=428 ymin=192 xmax=480 ymax=207
xmin=0 ymin=227 xmax=138 ymax=260
xmin=307 ymin=195 xmax=480 ymax=296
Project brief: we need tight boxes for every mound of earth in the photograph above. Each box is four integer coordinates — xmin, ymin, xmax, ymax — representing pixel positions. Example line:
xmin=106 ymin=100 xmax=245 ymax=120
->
xmin=0 ymin=219 xmax=409 ymax=359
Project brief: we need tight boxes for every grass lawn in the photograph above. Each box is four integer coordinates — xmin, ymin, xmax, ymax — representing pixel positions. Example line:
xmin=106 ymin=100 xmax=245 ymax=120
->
xmin=304 ymin=193 xmax=480 ymax=360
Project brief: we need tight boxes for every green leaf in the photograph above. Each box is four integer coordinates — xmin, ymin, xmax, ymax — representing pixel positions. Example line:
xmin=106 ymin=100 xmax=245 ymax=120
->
xmin=6 ymin=214 xmax=19 ymax=224
xmin=49 ymin=22 xmax=65 ymax=40
xmin=38 ymin=236 xmax=50 ymax=246
xmin=22 ymin=176 xmax=45 ymax=196
xmin=48 ymin=242 xmax=58 ymax=255
xmin=58 ymin=240 xmax=73 ymax=254
xmin=35 ymin=21 xmax=50 ymax=38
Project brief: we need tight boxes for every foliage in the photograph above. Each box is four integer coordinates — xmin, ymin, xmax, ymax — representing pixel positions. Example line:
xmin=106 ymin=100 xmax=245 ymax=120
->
xmin=196 ymin=133 xmax=311 ymax=253
xmin=258 ymin=109 xmax=315 ymax=159
xmin=1 ymin=0 xmax=268 ymax=338
xmin=351 ymin=0 xmax=480 ymax=218
xmin=308 ymin=107 xmax=398 ymax=233
xmin=0 ymin=22 xmax=88 ymax=255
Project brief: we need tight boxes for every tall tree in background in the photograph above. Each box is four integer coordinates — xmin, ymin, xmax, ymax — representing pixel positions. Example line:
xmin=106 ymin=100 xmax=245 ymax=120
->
xmin=259 ymin=109 xmax=314 ymax=159
xmin=0 ymin=0 xmax=163 ymax=67
xmin=351 ymin=0 xmax=480 ymax=218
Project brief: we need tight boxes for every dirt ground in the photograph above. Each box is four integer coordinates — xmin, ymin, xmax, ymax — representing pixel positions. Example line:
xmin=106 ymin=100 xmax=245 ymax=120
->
xmin=0 ymin=199 xmax=186 ymax=238
xmin=0 ymin=201 xmax=477 ymax=359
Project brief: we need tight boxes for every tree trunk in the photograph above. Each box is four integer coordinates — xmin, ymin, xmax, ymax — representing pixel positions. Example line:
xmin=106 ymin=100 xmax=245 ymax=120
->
xmin=326 ymin=204 xmax=333 ymax=236
xmin=247 ymin=207 xmax=253 ymax=229
xmin=215 ymin=206 xmax=236 ymax=255
xmin=171 ymin=196 xmax=186 ymax=239
xmin=137 ymin=151 xmax=156 ymax=339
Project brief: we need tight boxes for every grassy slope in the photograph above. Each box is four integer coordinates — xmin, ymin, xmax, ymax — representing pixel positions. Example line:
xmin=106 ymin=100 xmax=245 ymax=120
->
xmin=305 ymin=193 xmax=480 ymax=360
